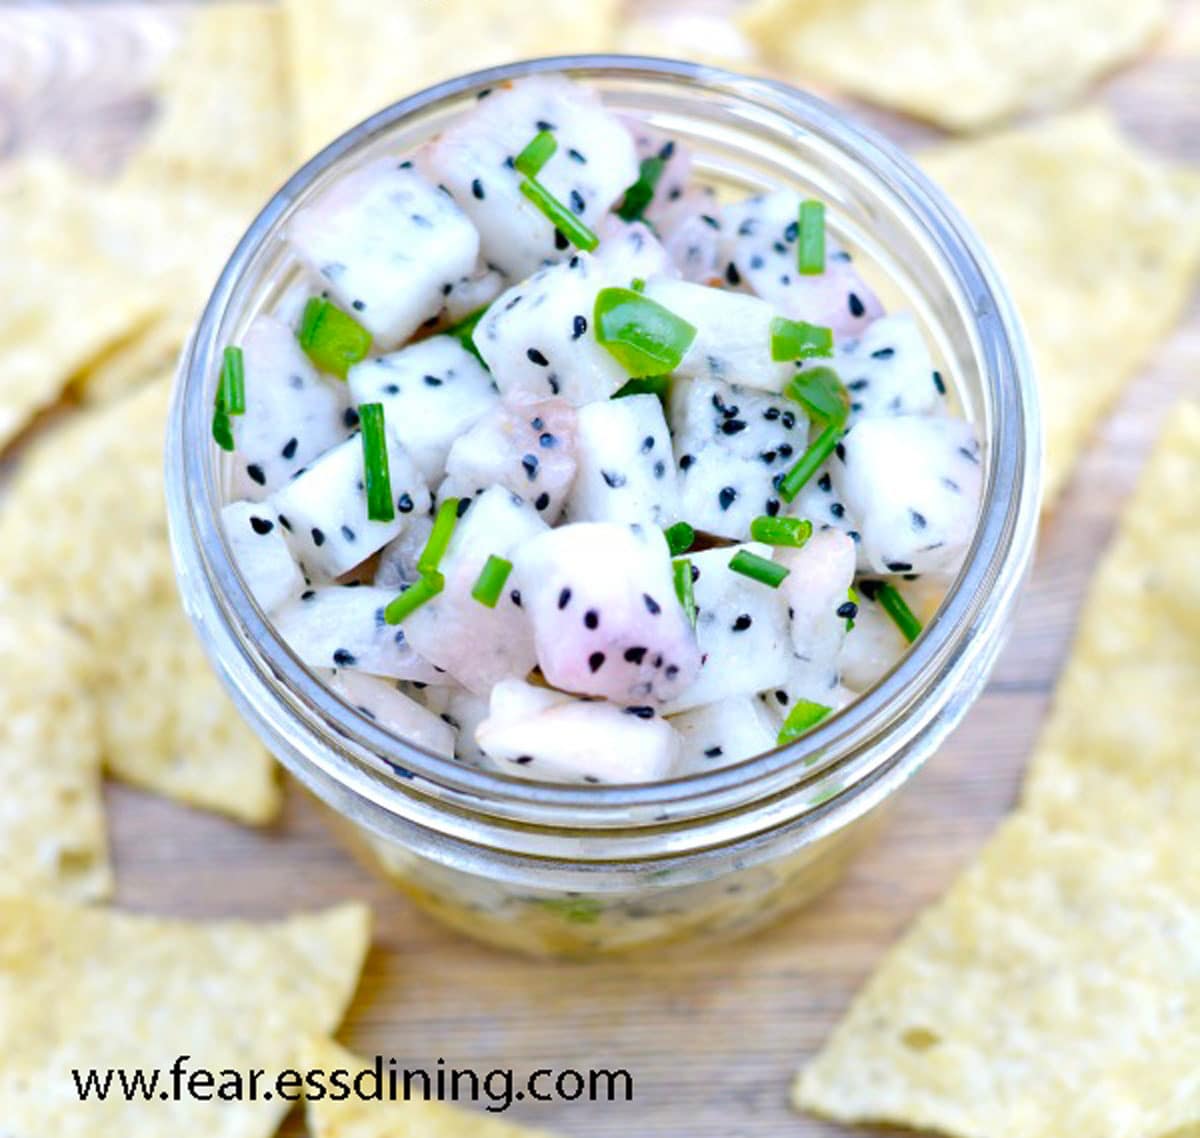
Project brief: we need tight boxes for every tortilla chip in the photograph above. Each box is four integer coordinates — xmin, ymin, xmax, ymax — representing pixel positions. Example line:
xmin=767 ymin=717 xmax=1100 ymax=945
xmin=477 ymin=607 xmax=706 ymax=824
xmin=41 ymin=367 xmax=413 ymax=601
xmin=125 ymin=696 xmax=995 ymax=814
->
xmin=1025 ymin=403 xmax=1200 ymax=835
xmin=0 ymin=160 xmax=159 ymax=448
xmin=281 ymin=0 xmax=622 ymax=157
xmin=0 ymin=377 xmax=280 ymax=823
xmin=0 ymin=897 xmax=370 ymax=1136
xmin=302 ymin=1037 xmax=564 ymax=1138
xmin=795 ymin=814 xmax=1200 ymax=1138
xmin=125 ymin=1 xmax=294 ymax=196
xmin=740 ymin=0 xmax=1166 ymax=131
xmin=71 ymin=313 xmax=188 ymax=406
xmin=0 ymin=599 xmax=110 ymax=901
xmin=795 ymin=403 xmax=1200 ymax=1138
xmin=614 ymin=14 xmax=759 ymax=72
xmin=920 ymin=111 xmax=1200 ymax=504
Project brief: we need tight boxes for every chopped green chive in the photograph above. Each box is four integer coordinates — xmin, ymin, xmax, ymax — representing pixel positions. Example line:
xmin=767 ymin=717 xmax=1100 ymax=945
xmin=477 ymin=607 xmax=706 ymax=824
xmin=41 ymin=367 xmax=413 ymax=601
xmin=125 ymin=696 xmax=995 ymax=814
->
xmin=616 ymin=156 xmax=665 ymax=223
xmin=519 ymin=178 xmax=598 ymax=252
xmin=417 ymin=497 xmax=461 ymax=577
xmin=471 ymin=554 xmax=513 ymax=608
xmin=594 ymin=287 xmax=697 ymax=377
xmin=778 ymin=421 xmax=842 ymax=502
xmin=218 ymin=345 xmax=246 ymax=416
xmin=673 ymin=558 xmax=697 ymax=628
xmin=514 ymin=129 xmax=557 ymax=178
xmin=729 ymin=549 xmax=789 ymax=588
xmin=770 ymin=317 xmax=833 ymax=362
xmin=630 ymin=277 xmax=646 ymax=293
xmin=211 ymin=405 xmax=235 ymax=452
xmin=786 ymin=366 xmax=849 ymax=427
xmin=443 ymin=305 xmax=487 ymax=365
xmin=357 ymin=402 xmax=394 ymax=523
xmin=613 ymin=375 xmax=669 ymax=401
xmin=749 ymin=515 xmax=813 ymax=548
xmin=383 ymin=572 xmax=444 ymax=625
xmin=797 ymin=199 xmax=826 ymax=275
xmin=777 ymin=698 xmax=832 ymax=745
xmin=297 ymin=297 xmax=372 ymax=379
xmin=871 ymin=580 xmax=923 ymax=644
xmin=663 ymin=521 xmax=695 ymax=557
xmin=843 ymin=585 xmax=859 ymax=632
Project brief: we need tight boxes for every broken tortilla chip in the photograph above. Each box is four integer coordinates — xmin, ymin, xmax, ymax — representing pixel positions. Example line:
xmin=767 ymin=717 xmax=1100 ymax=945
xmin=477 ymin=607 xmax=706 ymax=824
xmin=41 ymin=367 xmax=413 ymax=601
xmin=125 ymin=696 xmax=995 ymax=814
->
xmin=302 ymin=1037 xmax=565 ymax=1138
xmin=740 ymin=0 xmax=1166 ymax=132
xmin=920 ymin=111 xmax=1200 ymax=504
xmin=796 ymin=401 xmax=1200 ymax=1138
xmin=0 ymin=897 xmax=370 ymax=1137
xmin=0 ymin=599 xmax=110 ymax=901
xmin=0 ymin=377 xmax=280 ymax=823
xmin=281 ymin=0 xmax=622 ymax=157
xmin=0 ymin=159 xmax=159 ymax=449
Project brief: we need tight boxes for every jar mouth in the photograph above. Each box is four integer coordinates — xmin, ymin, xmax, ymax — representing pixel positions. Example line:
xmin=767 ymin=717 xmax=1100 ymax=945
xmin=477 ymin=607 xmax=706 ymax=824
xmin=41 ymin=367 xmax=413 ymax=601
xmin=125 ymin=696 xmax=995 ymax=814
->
xmin=169 ymin=54 xmax=1040 ymax=839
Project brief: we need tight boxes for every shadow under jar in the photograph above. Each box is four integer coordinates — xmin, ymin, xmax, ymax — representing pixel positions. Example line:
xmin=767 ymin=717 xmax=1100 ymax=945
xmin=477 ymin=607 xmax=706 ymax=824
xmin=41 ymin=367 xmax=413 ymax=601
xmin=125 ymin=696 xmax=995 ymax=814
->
xmin=166 ymin=55 xmax=1040 ymax=958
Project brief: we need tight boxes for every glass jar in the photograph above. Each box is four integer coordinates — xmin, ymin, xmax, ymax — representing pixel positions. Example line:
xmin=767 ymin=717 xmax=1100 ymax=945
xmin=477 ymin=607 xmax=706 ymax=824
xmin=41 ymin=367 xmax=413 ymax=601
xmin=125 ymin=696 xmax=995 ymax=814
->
xmin=166 ymin=56 xmax=1040 ymax=958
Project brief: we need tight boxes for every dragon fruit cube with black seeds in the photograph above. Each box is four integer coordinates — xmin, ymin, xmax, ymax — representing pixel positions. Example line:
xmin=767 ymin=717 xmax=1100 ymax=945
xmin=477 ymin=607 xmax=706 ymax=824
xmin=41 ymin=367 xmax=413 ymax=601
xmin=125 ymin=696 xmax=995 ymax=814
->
xmin=221 ymin=500 xmax=304 ymax=614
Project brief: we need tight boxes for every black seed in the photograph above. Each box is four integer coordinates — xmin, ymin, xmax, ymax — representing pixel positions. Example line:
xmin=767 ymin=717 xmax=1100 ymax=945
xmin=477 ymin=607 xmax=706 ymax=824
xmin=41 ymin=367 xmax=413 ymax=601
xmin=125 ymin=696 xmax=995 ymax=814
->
xmin=534 ymin=492 xmax=550 ymax=511
xmin=521 ymin=453 xmax=539 ymax=480
xmin=910 ymin=509 xmax=927 ymax=529
xmin=848 ymin=292 xmax=865 ymax=317
xmin=766 ymin=498 xmax=780 ymax=516
xmin=725 ymin=262 xmax=741 ymax=286
xmin=837 ymin=601 xmax=858 ymax=620
xmin=763 ymin=407 xmax=781 ymax=423
xmin=887 ymin=560 xmax=913 ymax=572
xmin=760 ymin=450 xmax=777 ymax=464
xmin=830 ymin=502 xmax=845 ymax=519
xmin=569 ymin=189 xmax=586 ymax=215
xmin=625 ymin=705 xmax=655 ymax=719
xmin=679 ymin=453 xmax=695 ymax=470
xmin=301 ymin=589 xmax=315 ymax=601
xmin=572 ymin=314 xmax=587 ymax=339
xmin=942 ymin=476 xmax=961 ymax=493
xmin=836 ymin=442 xmax=846 ymax=462
xmin=280 ymin=437 xmax=299 ymax=460
xmin=471 ymin=177 xmax=485 ymax=199
xmin=540 ymin=432 xmax=557 ymax=448
xmin=558 ymin=587 xmax=572 ymax=610
xmin=643 ymin=593 xmax=662 ymax=615
xmin=554 ymin=228 xmax=569 ymax=250
xmin=423 ymin=374 xmax=444 ymax=387
xmin=397 ymin=493 xmax=414 ymax=513
xmin=781 ymin=411 xmax=796 ymax=430
xmin=588 ymin=651 xmax=605 ymax=673
xmin=704 ymin=746 xmax=724 ymax=758
xmin=277 ymin=514 xmax=291 ymax=531
xmin=641 ymin=435 xmax=655 ymax=453
xmin=341 ymin=525 xmax=355 ymax=542
xmin=871 ymin=347 xmax=895 ymax=360
xmin=510 ymin=589 xmax=522 ymax=608
xmin=718 ymin=486 xmax=738 ymax=511
xmin=343 ymin=407 xmax=360 ymax=429
xmin=773 ymin=240 xmax=787 ymax=254
xmin=624 ymin=646 xmax=647 ymax=664
xmin=750 ymin=254 xmax=764 ymax=269
xmin=665 ymin=664 xmax=680 ymax=679
xmin=547 ymin=375 xmax=560 ymax=395
xmin=311 ymin=527 xmax=325 ymax=547
xmin=847 ymin=378 xmax=870 ymax=392
xmin=568 ymin=147 xmax=586 ymax=163
xmin=959 ymin=445 xmax=981 ymax=464
xmin=700 ymin=213 xmax=720 ymax=229
xmin=732 ymin=614 xmax=753 ymax=632
xmin=536 ymin=118 xmax=555 ymax=131
xmin=583 ymin=609 xmax=600 ymax=630
xmin=933 ymin=370 xmax=947 ymax=395
xmin=383 ymin=383 xmax=400 ymax=395
xmin=516 ymin=754 xmax=534 ymax=765
xmin=653 ymin=460 xmax=666 ymax=479
xmin=784 ymin=220 xmax=799 ymax=242
xmin=527 ymin=348 xmax=549 ymax=366
xmin=849 ymin=529 xmax=861 ymax=543
xmin=455 ymin=497 xmax=471 ymax=518
xmin=690 ymin=564 xmax=700 ymax=582
xmin=333 ymin=649 xmax=357 ymax=666
xmin=247 ymin=464 xmax=265 ymax=486
xmin=602 ymin=470 xmax=627 ymax=489
xmin=721 ymin=419 xmax=748 ymax=436
xmin=249 ymin=515 xmax=274 ymax=535
xmin=775 ymin=689 xmax=788 ymax=706
xmin=531 ymin=416 xmax=544 ymax=430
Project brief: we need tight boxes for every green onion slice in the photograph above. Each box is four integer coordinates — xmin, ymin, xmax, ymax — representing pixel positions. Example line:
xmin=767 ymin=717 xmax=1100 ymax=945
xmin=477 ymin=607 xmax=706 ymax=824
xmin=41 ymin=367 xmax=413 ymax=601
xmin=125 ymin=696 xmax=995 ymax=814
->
xmin=729 ymin=549 xmax=789 ymax=589
xmin=770 ymin=317 xmax=833 ymax=362
xmin=514 ymin=130 xmax=557 ymax=178
xmin=594 ymin=287 xmax=697 ymax=377
xmin=616 ymin=156 xmax=665 ymax=223
xmin=867 ymin=580 xmax=923 ymax=644
xmin=417 ymin=497 xmax=461 ymax=577
xmin=218 ymin=345 xmax=246 ymax=416
xmin=843 ymin=585 xmax=859 ymax=632
xmin=443 ymin=305 xmax=487 ymax=365
xmin=613 ymin=375 xmax=669 ymax=401
xmin=797 ymin=199 xmax=826 ymax=275
xmin=778 ymin=421 xmax=842 ymax=503
xmin=297 ymin=297 xmax=372 ymax=379
xmin=383 ymin=572 xmax=444 ymax=626
xmin=357 ymin=402 xmax=394 ymax=523
xmin=519 ymin=178 xmax=599 ymax=252
xmin=673 ymin=558 xmax=697 ymax=628
xmin=786 ymin=366 xmax=849 ymax=427
xmin=777 ymin=698 xmax=832 ymax=745
xmin=471 ymin=554 xmax=513 ymax=609
xmin=211 ymin=405 xmax=235 ymax=452
xmin=663 ymin=521 xmax=695 ymax=557
xmin=749 ymin=515 xmax=813 ymax=548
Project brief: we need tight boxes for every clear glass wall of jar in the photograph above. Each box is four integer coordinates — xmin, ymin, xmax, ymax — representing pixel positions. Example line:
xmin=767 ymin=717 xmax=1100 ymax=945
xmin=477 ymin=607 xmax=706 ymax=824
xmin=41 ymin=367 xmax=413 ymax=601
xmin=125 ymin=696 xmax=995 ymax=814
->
xmin=165 ymin=56 xmax=1041 ymax=958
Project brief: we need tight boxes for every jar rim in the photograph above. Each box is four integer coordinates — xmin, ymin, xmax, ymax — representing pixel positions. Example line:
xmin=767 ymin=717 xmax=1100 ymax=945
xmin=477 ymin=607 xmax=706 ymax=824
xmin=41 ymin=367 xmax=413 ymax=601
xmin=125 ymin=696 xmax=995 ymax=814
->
xmin=168 ymin=54 xmax=1040 ymax=849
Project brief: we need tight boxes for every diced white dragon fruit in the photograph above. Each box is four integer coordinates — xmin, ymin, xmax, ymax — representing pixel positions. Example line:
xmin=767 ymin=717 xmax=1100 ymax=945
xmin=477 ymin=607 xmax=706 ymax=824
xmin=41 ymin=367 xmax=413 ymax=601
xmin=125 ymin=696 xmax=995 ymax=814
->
xmin=661 ymin=543 xmax=792 ymax=714
xmin=832 ymin=416 xmax=983 ymax=578
xmin=566 ymin=394 xmax=679 ymax=529
xmin=220 ymin=500 xmax=304 ymax=614
xmin=761 ymin=530 xmax=857 ymax=712
xmin=412 ymin=683 xmax=494 ymax=767
xmin=274 ymin=584 xmax=443 ymax=681
xmin=838 ymin=576 xmax=945 ymax=691
xmin=424 ymin=75 xmax=638 ymax=281
xmin=286 ymin=158 xmax=480 ymax=348
xmin=719 ymin=190 xmax=883 ymax=338
xmin=439 ymin=264 xmax=507 ymax=324
xmin=229 ymin=314 xmax=352 ymax=500
xmin=347 ymin=335 xmax=498 ymax=485
xmin=788 ymin=459 xmax=861 ymax=545
xmin=655 ymin=187 xmax=724 ymax=284
xmin=327 ymin=670 xmax=456 ymax=759
xmin=512 ymin=522 xmax=701 ymax=704
xmin=840 ymin=314 xmax=947 ymax=421
xmin=402 ymin=486 xmax=547 ymax=695
xmin=622 ymin=119 xmax=694 ymax=227
xmin=373 ymin=514 xmax=434 ymax=592
xmin=593 ymin=216 xmax=675 ymax=282
xmin=669 ymin=695 xmax=779 ymax=773
xmin=476 ymin=679 xmax=682 ymax=784
xmin=441 ymin=394 xmax=579 ymax=521
xmin=475 ymin=252 xmax=629 ymax=406
xmin=669 ymin=376 xmax=809 ymax=540
xmin=269 ymin=429 xmax=431 ymax=579
xmin=644 ymin=277 xmax=796 ymax=394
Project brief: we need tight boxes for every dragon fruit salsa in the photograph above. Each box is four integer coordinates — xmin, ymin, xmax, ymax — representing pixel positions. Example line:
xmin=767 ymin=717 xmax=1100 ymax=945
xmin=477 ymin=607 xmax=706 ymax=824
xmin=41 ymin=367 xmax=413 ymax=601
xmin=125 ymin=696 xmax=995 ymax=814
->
xmin=213 ymin=74 xmax=983 ymax=787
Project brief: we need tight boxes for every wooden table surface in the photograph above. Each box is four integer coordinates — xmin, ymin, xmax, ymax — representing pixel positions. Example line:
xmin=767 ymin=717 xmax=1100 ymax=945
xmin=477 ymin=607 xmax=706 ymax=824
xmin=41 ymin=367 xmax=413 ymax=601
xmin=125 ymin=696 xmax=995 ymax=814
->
xmin=3 ymin=4 xmax=1199 ymax=1135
